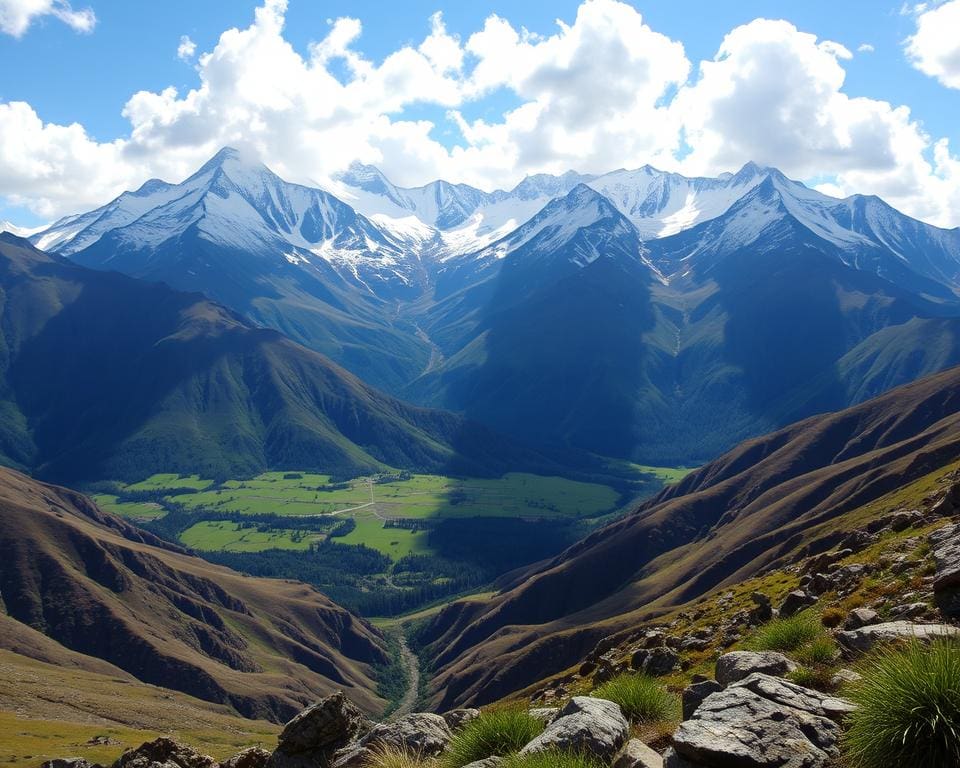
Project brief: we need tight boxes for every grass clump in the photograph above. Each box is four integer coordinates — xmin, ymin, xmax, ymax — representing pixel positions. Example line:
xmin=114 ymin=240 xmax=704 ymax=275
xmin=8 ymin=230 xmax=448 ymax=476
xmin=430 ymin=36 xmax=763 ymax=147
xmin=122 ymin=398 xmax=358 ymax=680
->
xmin=593 ymin=673 xmax=679 ymax=723
xmin=367 ymin=745 xmax=436 ymax=768
xmin=787 ymin=667 xmax=834 ymax=691
xmin=795 ymin=636 xmax=839 ymax=666
xmin=443 ymin=708 xmax=544 ymax=767
xmin=745 ymin=611 xmax=823 ymax=652
xmin=502 ymin=752 xmax=605 ymax=768
xmin=843 ymin=640 xmax=960 ymax=768
xmin=820 ymin=607 xmax=845 ymax=628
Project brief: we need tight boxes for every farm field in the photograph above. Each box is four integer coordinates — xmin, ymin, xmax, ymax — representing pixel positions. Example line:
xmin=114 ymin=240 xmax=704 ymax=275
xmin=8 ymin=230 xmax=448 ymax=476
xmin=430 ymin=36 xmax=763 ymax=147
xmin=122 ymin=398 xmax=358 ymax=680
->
xmin=91 ymin=494 xmax=167 ymax=520
xmin=167 ymin=471 xmax=621 ymax=521
xmin=179 ymin=521 xmax=321 ymax=552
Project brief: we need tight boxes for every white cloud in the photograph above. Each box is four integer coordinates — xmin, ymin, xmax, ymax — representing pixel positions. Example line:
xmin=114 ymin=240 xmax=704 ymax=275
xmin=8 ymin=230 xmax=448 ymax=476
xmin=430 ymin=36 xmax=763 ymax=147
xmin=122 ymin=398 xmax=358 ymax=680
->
xmin=0 ymin=0 xmax=95 ymax=37
xmin=905 ymin=0 xmax=960 ymax=89
xmin=674 ymin=18 xmax=960 ymax=226
xmin=1 ymin=0 xmax=959 ymax=228
xmin=857 ymin=43 xmax=875 ymax=53
xmin=177 ymin=35 xmax=196 ymax=61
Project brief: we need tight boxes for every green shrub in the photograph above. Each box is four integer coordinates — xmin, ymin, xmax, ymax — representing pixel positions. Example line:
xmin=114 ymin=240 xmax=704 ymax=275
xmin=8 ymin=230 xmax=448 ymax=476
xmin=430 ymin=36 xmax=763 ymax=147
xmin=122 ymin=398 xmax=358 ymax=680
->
xmin=843 ymin=640 xmax=960 ymax=768
xmin=593 ymin=673 xmax=679 ymax=723
xmin=502 ymin=752 xmax=606 ymax=768
xmin=795 ymin=636 xmax=838 ymax=666
xmin=443 ymin=708 xmax=545 ymax=768
xmin=745 ymin=611 xmax=823 ymax=652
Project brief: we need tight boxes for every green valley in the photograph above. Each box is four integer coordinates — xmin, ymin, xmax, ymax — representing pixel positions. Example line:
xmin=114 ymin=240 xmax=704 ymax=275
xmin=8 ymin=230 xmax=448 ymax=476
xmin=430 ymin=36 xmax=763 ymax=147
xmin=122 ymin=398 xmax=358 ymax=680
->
xmin=87 ymin=467 xmax=671 ymax=616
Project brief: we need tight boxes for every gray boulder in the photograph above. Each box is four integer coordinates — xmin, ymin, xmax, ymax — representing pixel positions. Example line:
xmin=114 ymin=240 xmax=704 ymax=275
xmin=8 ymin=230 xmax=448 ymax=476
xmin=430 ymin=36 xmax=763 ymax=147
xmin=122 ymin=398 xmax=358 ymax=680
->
xmin=682 ymin=679 xmax=722 ymax=720
xmin=836 ymin=621 xmax=960 ymax=655
xmin=528 ymin=707 xmax=560 ymax=724
xmin=269 ymin=692 xmax=368 ymax=768
xmin=219 ymin=749 xmax=270 ymax=768
xmin=462 ymin=760 xmax=505 ymax=768
xmin=779 ymin=590 xmax=817 ymax=617
xmin=843 ymin=607 xmax=878 ymax=630
xmin=668 ymin=674 xmax=852 ymax=768
xmin=613 ymin=739 xmax=663 ymax=768
xmin=333 ymin=713 xmax=455 ymax=768
xmin=715 ymin=651 xmax=798 ymax=686
xmin=442 ymin=708 xmax=481 ymax=731
xmin=642 ymin=647 xmax=680 ymax=676
xmin=114 ymin=739 xmax=216 ymax=768
xmin=519 ymin=696 xmax=629 ymax=762
xmin=931 ymin=523 xmax=960 ymax=617
xmin=43 ymin=760 xmax=101 ymax=768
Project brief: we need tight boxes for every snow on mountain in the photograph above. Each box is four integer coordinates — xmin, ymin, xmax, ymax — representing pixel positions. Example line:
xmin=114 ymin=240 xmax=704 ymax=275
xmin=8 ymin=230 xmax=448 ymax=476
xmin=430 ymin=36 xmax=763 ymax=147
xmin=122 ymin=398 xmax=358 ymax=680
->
xmin=0 ymin=220 xmax=47 ymax=239
xmin=31 ymin=147 xmax=421 ymax=287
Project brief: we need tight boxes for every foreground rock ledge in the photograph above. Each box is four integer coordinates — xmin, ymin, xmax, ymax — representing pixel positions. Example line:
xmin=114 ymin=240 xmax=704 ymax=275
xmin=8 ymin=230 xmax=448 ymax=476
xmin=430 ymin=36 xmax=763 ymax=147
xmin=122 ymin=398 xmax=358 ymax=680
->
xmin=665 ymin=673 xmax=853 ymax=768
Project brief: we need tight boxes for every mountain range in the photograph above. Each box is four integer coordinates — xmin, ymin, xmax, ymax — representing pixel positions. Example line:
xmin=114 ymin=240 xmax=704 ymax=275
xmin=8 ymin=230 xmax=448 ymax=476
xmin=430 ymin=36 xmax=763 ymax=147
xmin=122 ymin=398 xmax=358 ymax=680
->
xmin=25 ymin=148 xmax=960 ymax=466
xmin=0 ymin=232 xmax=553 ymax=483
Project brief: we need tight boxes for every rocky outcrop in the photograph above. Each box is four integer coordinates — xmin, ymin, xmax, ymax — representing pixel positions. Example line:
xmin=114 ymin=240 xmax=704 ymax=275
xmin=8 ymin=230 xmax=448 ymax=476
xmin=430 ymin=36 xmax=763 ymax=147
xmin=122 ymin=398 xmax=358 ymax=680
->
xmin=114 ymin=738 xmax=217 ymax=768
xmin=613 ymin=739 xmax=663 ymax=768
xmin=714 ymin=651 xmax=797 ymax=686
xmin=333 ymin=713 xmax=452 ymax=767
xmin=842 ymin=607 xmax=877 ymax=630
xmin=519 ymin=696 xmax=629 ymax=762
xmin=778 ymin=590 xmax=817 ymax=617
xmin=681 ymin=678 xmax=723 ymax=721
xmin=268 ymin=693 xmax=368 ymax=768
xmin=836 ymin=621 xmax=960 ymax=655
xmin=666 ymin=674 xmax=853 ymax=768
xmin=930 ymin=523 xmax=960 ymax=617
xmin=219 ymin=749 xmax=271 ymax=768
xmin=442 ymin=707 xmax=480 ymax=731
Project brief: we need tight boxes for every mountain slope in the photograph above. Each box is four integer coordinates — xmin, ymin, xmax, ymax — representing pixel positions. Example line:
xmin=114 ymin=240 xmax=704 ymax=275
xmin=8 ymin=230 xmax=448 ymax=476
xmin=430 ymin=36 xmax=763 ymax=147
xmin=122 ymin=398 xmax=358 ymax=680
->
xmin=34 ymin=148 xmax=431 ymax=393
xmin=0 ymin=465 xmax=387 ymax=720
xmin=418 ymin=363 xmax=960 ymax=708
xmin=30 ymin=151 xmax=960 ymax=467
xmin=0 ymin=233 xmax=548 ymax=483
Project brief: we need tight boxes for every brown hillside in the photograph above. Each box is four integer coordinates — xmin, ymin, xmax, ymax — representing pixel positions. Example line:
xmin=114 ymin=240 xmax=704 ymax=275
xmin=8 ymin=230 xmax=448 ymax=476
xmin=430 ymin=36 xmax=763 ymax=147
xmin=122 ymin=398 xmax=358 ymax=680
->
xmin=420 ymin=364 xmax=960 ymax=708
xmin=0 ymin=466 xmax=388 ymax=721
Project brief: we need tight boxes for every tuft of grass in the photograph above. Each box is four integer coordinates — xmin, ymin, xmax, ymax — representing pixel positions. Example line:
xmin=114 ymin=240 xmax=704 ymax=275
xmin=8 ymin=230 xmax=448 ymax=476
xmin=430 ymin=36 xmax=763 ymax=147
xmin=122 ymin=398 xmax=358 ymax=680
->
xmin=795 ymin=636 xmax=839 ymax=666
xmin=443 ymin=708 xmax=545 ymax=767
xmin=593 ymin=673 xmax=680 ymax=724
xmin=502 ymin=752 xmax=606 ymax=768
xmin=787 ymin=667 xmax=834 ymax=691
xmin=745 ymin=611 xmax=823 ymax=652
xmin=367 ymin=745 xmax=437 ymax=768
xmin=820 ymin=607 xmax=845 ymax=628
xmin=843 ymin=640 xmax=960 ymax=768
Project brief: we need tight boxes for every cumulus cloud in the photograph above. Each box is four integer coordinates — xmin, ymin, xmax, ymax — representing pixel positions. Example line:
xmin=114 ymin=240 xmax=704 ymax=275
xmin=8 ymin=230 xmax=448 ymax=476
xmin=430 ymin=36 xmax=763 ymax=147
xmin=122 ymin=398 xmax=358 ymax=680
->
xmin=0 ymin=0 xmax=95 ymax=37
xmin=673 ymin=18 xmax=960 ymax=226
xmin=857 ymin=43 xmax=875 ymax=53
xmin=177 ymin=35 xmax=196 ymax=61
xmin=1 ymin=0 xmax=960 ymax=228
xmin=905 ymin=0 xmax=960 ymax=89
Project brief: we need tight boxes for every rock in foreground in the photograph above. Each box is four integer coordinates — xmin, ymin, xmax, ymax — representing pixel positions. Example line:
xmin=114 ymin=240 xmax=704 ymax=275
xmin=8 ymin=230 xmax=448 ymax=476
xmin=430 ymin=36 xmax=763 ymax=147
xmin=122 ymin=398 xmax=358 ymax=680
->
xmin=519 ymin=696 xmax=629 ymax=762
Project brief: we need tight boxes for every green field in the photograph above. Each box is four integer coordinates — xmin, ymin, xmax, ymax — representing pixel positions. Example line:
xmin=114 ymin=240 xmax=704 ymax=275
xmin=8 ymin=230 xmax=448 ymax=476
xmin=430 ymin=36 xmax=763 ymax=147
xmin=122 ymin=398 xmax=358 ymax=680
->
xmin=632 ymin=464 xmax=695 ymax=485
xmin=179 ymin=521 xmax=319 ymax=552
xmin=124 ymin=473 xmax=214 ymax=492
xmin=100 ymin=470 xmax=631 ymax=559
xmin=337 ymin=512 xmax=431 ymax=558
xmin=91 ymin=494 xmax=167 ymax=520
xmin=167 ymin=471 xmax=620 ymax=521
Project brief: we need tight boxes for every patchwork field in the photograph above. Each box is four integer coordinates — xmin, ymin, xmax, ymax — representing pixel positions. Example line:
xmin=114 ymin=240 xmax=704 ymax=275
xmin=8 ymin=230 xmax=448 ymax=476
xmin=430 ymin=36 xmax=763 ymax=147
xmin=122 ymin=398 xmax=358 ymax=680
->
xmin=88 ymin=466 xmax=683 ymax=616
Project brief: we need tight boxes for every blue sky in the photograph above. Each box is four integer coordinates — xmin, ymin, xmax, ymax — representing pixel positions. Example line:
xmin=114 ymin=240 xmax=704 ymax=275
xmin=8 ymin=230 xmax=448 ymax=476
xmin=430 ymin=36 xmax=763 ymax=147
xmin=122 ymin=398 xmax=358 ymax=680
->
xmin=1 ymin=0 xmax=959 ymax=227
